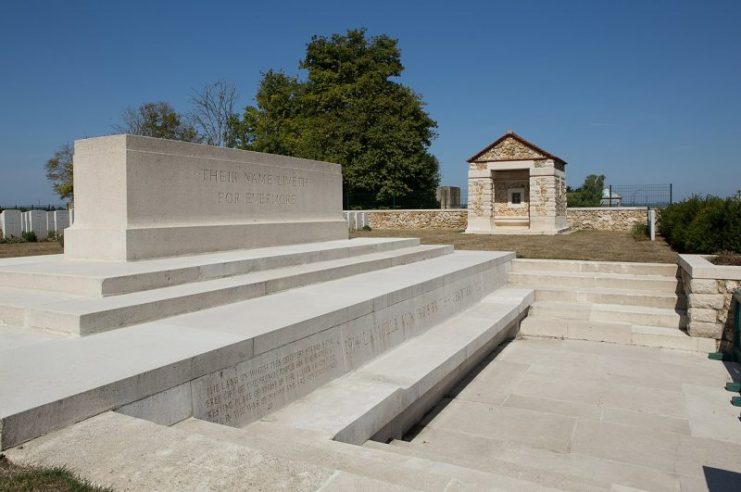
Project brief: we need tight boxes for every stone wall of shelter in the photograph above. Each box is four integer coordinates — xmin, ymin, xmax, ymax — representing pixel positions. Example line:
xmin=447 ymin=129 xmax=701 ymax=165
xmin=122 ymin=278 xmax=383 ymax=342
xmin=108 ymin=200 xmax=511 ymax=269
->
xmin=566 ymin=207 xmax=647 ymax=231
xmin=493 ymin=180 xmax=529 ymax=217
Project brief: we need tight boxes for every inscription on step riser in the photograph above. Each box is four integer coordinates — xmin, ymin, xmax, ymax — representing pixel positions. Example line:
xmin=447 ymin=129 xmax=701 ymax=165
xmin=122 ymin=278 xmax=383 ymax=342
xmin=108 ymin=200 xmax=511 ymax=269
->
xmin=193 ymin=277 xmax=487 ymax=427
xmin=195 ymin=336 xmax=341 ymax=426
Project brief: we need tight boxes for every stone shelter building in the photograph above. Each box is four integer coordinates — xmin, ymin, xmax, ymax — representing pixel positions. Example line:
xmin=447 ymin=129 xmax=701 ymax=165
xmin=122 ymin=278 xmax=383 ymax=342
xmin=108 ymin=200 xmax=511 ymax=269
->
xmin=465 ymin=131 xmax=568 ymax=235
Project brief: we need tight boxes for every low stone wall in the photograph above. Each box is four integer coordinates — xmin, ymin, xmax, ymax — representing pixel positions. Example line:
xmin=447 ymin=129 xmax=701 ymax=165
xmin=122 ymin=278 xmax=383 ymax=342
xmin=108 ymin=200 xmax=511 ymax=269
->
xmin=566 ymin=207 xmax=647 ymax=232
xmin=346 ymin=207 xmax=651 ymax=232
xmin=360 ymin=209 xmax=468 ymax=230
xmin=679 ymin=254 xmax=741 ymax=351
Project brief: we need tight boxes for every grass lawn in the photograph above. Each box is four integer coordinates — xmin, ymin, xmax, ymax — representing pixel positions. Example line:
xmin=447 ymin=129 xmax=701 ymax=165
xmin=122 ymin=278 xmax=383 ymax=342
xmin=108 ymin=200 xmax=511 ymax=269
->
xmin=352 ymin=229 xmax=678 ymax=263
xmin=0 ymin=231 xmax=677 ymax=264
xmin=0 ymin=241 xmax=63 ymax=259
xmin=0 ymin=455 xmax=110 ymax=492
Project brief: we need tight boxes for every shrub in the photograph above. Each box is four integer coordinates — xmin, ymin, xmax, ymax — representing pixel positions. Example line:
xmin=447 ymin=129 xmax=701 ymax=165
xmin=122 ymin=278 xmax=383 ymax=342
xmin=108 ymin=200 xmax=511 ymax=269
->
xmin=659 ymin=195 xmax=741 ymax=253
xmin=631 ymin=222 xmax=649 ymax=241
xmin=21 ymin=231 xmax=38 ymax=243
xmin=361 ymin=225 xmax=372 ymax=231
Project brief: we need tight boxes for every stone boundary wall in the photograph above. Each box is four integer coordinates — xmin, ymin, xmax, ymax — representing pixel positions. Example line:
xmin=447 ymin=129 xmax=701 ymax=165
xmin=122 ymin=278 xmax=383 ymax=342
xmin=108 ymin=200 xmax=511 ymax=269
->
xmin=345 ymin=207 xmax=650 ymax=232
xmin=345 ymin=209 xmax=468 ymax=230
xmin=679 ymin=254 xmax=741 ymax=351
xmin=566 ymin=207 xmax=648 ymax=232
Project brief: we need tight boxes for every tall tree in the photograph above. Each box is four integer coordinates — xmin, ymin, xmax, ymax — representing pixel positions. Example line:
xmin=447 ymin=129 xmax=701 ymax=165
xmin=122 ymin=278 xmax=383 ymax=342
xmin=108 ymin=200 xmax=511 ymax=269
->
xmin=227 ymin=71 xmax=304 ymax=154
xmin=45 ymin=143 xmax=74 ymax=201
xmin=568 ymin=174 xmax=605 ymax=207
xmin=115 ymin=102 xmax=198 ymax=142
xmin=229 ymin=29 xmax=440 ymax=208
xmin=189 ymin=80 xmax=238 ymax=146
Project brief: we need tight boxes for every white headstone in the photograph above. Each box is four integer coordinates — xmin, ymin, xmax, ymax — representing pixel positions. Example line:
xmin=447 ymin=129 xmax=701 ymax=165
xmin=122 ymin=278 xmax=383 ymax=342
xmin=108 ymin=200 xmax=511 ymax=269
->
xmin=53 ymin=210 xmax=70 ymax=231
xmin=27 ymin=210 xmax=48 ymax=240
xmin=47 ymin=211 xmax=56 ymax=233
xmin=0 ymin=209 xmax=22 ymax=238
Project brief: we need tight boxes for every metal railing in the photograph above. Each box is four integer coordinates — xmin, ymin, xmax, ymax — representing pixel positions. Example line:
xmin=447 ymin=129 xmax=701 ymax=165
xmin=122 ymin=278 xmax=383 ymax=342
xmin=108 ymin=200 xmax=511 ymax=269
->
xmin=601 ymin=183 xmax=673 ymax=208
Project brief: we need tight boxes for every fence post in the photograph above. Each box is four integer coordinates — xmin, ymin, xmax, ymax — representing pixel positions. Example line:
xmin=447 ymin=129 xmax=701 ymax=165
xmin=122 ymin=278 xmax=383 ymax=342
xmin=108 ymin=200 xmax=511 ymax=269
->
xmin=609 ymin=185 xmax=613 ymax=207
xmin=669 ymin=184 xmax=673 ymax=205
xmin=648 ymin=209 xmax=656 ymax=241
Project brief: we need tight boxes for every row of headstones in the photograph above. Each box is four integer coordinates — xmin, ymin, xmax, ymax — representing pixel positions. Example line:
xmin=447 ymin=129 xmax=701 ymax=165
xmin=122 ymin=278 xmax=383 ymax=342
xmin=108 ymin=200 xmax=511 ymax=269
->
xmin=343 ymin=211 xmax=369 ymax=231
xmin=0 ymin=209 xmax=73 ymax=240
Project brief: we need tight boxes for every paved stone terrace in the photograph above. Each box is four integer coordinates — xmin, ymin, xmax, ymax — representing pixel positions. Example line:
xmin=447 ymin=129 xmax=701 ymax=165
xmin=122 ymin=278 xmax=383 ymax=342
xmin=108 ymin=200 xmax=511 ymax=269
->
xmin=381 ymin=338 xmax=741 ymax=491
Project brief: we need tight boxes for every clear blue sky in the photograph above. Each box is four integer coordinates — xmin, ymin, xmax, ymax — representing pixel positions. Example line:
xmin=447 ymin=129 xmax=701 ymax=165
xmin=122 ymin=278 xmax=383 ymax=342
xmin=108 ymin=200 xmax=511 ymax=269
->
xmin=1 ymin=0 xmax=739 ymax=207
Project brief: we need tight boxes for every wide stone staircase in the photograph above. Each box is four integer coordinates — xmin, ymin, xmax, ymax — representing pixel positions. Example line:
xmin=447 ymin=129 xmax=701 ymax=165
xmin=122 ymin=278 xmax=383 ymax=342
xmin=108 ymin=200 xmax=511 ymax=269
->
xmin=0 ymin=237 xmax=451 ymax=336
xmin=1 ymin=236 xmax=553 ymax=490
xmin=509 ymin=258 xmax=716 ymax=352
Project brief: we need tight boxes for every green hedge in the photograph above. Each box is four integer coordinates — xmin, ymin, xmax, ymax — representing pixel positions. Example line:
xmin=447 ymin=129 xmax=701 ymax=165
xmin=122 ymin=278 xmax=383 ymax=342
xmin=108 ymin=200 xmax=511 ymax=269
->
xmin=659 ymin=195 xmax=741 ymax=253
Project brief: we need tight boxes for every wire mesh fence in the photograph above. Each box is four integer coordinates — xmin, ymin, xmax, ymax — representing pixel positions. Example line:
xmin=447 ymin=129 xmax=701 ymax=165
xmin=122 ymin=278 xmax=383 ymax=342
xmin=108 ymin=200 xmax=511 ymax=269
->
xmin=601 ymin=184 xmax=672 ymax=208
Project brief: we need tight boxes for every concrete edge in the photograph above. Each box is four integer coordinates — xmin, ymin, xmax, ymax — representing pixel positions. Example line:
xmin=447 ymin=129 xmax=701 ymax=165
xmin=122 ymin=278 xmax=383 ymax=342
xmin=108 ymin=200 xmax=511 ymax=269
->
xmin=678 ymin=254 xmax=741 ymax=280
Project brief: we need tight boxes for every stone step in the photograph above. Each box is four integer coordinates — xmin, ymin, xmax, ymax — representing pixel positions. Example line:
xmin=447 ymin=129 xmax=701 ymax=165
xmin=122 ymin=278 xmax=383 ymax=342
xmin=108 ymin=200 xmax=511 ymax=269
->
xmin=0 ymin=244 xmax=452 ymax=336
xmin=508 ymin=270 xmax=679 ymax=293
xmin=511 ymin=258 xmax=678 ymax=277
xmin=3 ymin=411 xmax=412 ymax=492
xmin=242 ymin=287 xmax=532 ymax=445
xmin=0 ymin=237 xmax=422 ymax=297
xmin=529 ymin=301 xmax=685 ymax=329
xmin=174 ymin=418 xmax=557 ymax=491
xmin=519 ymin=316 xmax=715 ymax=352
xmin=384 ymin=425 xmax=681 ymax=492
xmin=370 ymin=438 xmax=608 ymax=492
xmin=532 ymin=285 xmax=684 ymax=309
xmin=0 ymin=251 xmax=514 ymax=451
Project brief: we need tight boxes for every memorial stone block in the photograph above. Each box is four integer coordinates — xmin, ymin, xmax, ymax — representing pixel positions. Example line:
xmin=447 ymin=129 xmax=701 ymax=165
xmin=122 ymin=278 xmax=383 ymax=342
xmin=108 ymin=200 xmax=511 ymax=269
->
xmin=65 ymin=135 xmax=347 ymax=261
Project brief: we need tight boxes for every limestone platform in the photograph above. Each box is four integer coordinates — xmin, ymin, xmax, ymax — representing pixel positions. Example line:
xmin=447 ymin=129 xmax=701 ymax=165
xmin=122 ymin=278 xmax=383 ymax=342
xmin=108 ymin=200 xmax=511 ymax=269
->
xmin=0 ymin=239 xmax=526 ymax=453
xmin=0 ymin=238 xmax=452 ymax=336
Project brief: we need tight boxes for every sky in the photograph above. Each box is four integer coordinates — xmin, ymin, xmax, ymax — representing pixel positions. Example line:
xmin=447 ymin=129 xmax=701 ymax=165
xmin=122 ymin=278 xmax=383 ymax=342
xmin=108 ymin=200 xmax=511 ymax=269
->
xmin=1 ymin=0 xmax=739 ymax=207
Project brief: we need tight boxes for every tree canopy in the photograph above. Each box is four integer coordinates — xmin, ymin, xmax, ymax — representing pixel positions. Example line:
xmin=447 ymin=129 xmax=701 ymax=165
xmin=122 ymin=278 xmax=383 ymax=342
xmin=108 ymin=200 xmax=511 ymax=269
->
xmin=567 ymin=174 xmax=605 ymax=207
xmin=190 ymin=80 xmax=239 ymax=147
xmin=228 ymin=28 xmax=440 ymax=208
xmin=116 ymin=102 xmax=199 ymax=142
xmin=45 ymin=143 xmax=74 ymax=201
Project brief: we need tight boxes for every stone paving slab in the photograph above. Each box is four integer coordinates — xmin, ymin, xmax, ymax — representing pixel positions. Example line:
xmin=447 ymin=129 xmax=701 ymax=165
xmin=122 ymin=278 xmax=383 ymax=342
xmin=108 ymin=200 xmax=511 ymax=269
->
xmin=378 ymin=338 xmax=741 ymax=491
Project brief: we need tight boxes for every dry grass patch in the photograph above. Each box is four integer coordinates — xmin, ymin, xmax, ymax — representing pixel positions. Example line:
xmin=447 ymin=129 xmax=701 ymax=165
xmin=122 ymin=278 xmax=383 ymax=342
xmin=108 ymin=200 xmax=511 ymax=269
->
xmin=0 ymin=242 xmax=63 ymax=259
xmin=352 ymin=229 xmax=678 ymax=263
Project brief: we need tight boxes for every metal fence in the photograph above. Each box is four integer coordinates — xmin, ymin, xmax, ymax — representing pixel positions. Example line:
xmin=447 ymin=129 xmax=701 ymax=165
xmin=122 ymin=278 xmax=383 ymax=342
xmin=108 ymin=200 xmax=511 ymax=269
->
xmin=601 ymin=184 xmax=673 ymax=208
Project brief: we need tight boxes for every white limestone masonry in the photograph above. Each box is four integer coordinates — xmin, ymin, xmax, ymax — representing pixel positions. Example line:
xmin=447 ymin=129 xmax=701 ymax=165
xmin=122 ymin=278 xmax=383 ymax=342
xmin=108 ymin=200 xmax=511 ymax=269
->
xmin=0 ymin=248 xmax=520 ymax=450
xmin=64 ymin=135 xmax=348 ymax=261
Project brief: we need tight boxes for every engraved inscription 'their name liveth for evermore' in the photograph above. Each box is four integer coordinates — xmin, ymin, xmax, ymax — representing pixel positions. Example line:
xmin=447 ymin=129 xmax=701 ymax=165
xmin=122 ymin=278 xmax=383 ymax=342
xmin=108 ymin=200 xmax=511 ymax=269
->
xmin=200 ymin=167 xmax=309 ymax=206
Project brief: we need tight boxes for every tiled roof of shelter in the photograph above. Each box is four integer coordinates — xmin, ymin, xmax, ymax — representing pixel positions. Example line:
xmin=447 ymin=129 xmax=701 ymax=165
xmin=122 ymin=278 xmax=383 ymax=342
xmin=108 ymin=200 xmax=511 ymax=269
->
xmin=467 ymin=130 xmax=567 ymax=165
